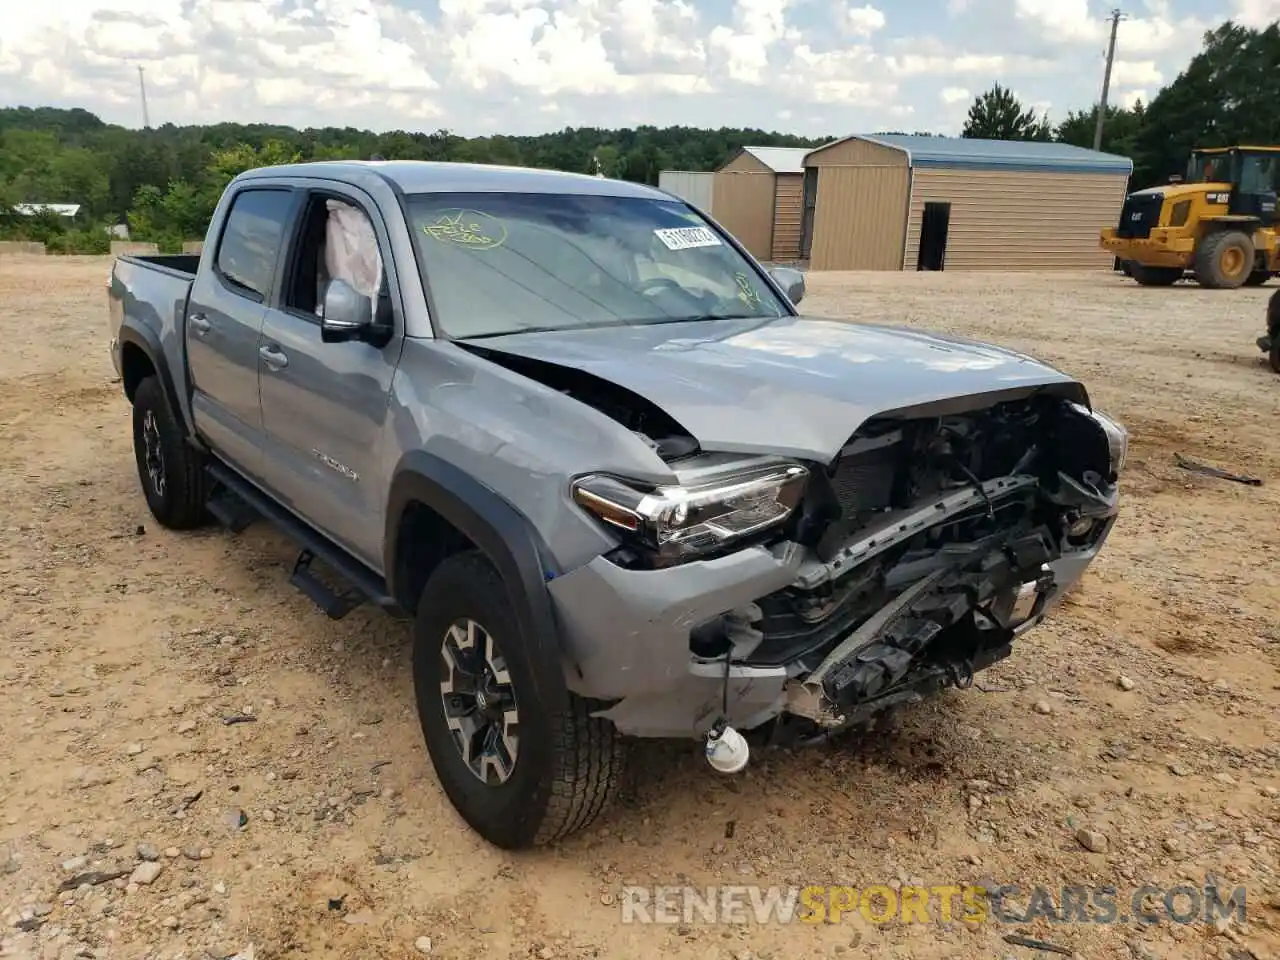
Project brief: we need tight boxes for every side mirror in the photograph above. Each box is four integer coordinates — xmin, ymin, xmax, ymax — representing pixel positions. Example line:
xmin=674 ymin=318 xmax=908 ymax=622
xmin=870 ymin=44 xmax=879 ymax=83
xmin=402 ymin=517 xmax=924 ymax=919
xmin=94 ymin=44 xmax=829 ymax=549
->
xmin=769 ymin=266 xmax=806 ymax=306
xmin=321 ymin=279 xmax=374 ymax=344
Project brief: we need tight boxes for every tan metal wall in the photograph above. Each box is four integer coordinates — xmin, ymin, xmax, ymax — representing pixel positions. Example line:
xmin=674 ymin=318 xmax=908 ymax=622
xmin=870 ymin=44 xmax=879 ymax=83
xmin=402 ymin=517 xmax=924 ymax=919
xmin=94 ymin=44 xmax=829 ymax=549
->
xmin=901 ymin=169 xmax=1130 ymax=271
xmin=771 ymin=174 xmax=803 ymax=262
xmin=809 ymin=166 xmax=911 ymax=270
xmin=658 ymin=171 xmax=716 ymax=211
xmin=719 ymin=152 xmax=772 ymax=174
xmin=806 ymin=138 xmax=906 ymax=167
xmin=713 ymin=171 xmax=776 ymax=260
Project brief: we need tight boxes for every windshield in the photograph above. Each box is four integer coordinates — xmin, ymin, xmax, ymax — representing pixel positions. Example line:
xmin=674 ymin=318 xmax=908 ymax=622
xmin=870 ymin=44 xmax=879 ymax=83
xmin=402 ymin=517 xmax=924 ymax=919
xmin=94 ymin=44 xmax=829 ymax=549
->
xmin=405 ymin=192 xmax=790 ymax=339
xmin=1187 ymin=152 xmax=1227 ymax=183
xmin=1239 ymin=153 xmax=1278 ymax=193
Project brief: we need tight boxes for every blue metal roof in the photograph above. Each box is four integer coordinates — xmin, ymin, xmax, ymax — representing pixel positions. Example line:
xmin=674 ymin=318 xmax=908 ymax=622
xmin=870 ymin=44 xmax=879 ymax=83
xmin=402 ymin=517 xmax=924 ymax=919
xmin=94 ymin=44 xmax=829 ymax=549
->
xmin=820 ymin=135 xmax=1133 ymax=175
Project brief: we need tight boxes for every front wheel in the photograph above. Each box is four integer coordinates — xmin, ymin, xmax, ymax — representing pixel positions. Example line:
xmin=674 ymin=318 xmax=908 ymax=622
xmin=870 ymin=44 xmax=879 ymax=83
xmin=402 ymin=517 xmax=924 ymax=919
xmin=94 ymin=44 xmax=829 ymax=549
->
xmin=1195 ymin=230 xmax=1255 ymax=289
xmin=412 ymin=550 xmax=627 ymax=848
xmin=131 ymin=376 xmax=208 ymax=529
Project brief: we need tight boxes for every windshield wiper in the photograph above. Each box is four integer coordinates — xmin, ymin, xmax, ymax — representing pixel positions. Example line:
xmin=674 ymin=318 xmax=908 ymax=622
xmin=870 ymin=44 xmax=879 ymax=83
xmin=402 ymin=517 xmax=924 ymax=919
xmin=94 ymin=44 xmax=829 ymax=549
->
xmin=634 ymin=313 xmax=759 ymax=326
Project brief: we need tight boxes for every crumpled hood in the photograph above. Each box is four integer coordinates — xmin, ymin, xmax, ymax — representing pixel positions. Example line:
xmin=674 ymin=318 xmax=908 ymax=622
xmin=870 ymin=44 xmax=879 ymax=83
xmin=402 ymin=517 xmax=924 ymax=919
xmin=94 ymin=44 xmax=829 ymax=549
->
xmin=476 ymin=315 xmax=1084 ymax=463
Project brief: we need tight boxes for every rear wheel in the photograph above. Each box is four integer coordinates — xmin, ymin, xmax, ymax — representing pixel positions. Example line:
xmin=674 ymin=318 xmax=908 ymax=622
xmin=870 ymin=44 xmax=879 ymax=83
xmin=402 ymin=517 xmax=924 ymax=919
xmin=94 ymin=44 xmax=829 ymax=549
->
xmin=1129 ymin=264 xmax=1182 ymax=286
xmin=131 ymin=376 xmax=208 ymax=529
xmin=412 ymin=550 xmax=626 ymax=848
xmin=1195 ymin=230 xmax=1255 ymax=289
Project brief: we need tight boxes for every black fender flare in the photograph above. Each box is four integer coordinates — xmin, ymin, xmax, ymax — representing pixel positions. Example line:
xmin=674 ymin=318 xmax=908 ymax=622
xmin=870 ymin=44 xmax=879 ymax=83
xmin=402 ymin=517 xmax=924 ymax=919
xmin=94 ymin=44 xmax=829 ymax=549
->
xmin=384 ymin=450 xmax=569 ymax=712
xmin=118 ymin=324 xmax=185 ymax=429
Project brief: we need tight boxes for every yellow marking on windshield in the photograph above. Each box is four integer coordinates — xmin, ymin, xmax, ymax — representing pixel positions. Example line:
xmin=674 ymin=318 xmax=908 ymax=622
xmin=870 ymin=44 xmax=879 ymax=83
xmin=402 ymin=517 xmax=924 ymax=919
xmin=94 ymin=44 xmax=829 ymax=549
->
xmin=424 ymin=209 xmax=508 ymax=250
xmin=735 ymin=272 xmax=762 ymax=309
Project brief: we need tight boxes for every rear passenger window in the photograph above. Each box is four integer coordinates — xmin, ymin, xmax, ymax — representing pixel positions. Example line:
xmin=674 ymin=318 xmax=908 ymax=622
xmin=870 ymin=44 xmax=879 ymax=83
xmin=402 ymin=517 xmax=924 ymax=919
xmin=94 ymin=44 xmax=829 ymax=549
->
xmin=216 ymin=189 xmax=294 ymax=300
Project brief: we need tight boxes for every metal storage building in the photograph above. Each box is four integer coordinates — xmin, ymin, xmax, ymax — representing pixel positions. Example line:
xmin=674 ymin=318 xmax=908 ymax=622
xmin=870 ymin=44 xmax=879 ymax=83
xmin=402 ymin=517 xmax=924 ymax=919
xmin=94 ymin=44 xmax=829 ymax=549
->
xmin=657 ymin=170 xmax=716 ymax=213
xmin=800 ymin=135 xmax=1133 ymax=272
xmin=713 ymin=146 xmax=813 ymax=263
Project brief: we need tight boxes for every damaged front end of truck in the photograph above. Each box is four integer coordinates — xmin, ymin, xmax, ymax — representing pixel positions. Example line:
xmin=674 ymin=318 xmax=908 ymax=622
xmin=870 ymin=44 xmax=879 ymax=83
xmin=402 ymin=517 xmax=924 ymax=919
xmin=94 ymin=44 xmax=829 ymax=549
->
xmin=563 ymin=387 xmax=1125 ymax=745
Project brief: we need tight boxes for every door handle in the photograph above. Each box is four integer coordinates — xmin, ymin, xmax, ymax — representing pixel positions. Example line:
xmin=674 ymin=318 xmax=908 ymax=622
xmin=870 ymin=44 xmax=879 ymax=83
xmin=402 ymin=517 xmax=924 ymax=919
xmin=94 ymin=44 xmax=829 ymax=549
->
xmin=189 ymin=313 xmax=211 ymax=335
xmin=259 ymin=345 xmax=289 ymax=370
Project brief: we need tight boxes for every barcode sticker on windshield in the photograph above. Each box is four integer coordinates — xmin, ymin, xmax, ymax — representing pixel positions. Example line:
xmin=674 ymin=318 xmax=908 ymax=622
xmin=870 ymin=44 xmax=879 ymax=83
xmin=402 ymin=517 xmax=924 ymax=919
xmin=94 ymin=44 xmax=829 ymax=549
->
xmin=654 ymin=226 xmax=722 ymax=250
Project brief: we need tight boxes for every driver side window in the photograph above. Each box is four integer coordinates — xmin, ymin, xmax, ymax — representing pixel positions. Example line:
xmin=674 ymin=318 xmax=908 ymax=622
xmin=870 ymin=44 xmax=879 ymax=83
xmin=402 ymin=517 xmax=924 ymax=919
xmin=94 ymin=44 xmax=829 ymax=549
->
xmin=284 ymin=194 xmax=387 ymax=320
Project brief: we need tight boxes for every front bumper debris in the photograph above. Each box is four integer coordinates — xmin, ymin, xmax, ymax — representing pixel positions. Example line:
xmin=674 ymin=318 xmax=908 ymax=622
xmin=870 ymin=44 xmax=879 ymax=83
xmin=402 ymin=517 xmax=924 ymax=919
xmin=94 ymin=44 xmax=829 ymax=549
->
xmin=789 ymin=533 xmax=1057 ymax=729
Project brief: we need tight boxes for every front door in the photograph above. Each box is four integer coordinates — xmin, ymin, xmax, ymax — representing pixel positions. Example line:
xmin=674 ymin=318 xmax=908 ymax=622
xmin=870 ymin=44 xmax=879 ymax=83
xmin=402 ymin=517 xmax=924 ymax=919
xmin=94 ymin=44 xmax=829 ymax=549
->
xmin=256 ymin=185 xmax=405 ymax=567
xmin=185 ymin=186 xmax=298 ymax=482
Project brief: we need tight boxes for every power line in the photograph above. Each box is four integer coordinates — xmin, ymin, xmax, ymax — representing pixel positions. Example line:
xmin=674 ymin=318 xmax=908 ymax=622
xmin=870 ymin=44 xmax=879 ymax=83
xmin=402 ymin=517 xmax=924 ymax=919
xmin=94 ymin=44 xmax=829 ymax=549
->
xmin=137 ymin=65 xmax=150 ymax=129
xmin=1092 ymin=8 xmax=1127 ymax=151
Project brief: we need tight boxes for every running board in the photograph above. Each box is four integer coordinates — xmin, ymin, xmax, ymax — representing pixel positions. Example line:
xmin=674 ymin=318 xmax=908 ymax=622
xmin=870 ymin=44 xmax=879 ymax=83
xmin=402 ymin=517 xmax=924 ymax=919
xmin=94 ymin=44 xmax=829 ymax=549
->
xmin=204 ymin=462 xmax=405 ymax=621
xmin=290 ymin=548 xmax=365 ymax=620
xmin=205 ymin=485 xmax=260 ymax=533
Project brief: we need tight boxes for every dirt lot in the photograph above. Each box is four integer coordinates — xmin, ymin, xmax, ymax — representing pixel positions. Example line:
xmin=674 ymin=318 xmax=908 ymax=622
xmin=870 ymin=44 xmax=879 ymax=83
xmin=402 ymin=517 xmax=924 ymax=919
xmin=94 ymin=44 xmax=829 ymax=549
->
xmin=1 ymin=256 xmax=1278 ymax=960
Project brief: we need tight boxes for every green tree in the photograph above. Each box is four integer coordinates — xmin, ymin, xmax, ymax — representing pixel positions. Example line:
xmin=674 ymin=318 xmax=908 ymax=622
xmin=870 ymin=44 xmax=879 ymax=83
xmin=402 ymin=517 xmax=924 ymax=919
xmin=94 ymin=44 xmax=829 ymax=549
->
xmin=1131 ymin=22 xmax=1280 ymax=187
xmin=1055 ymin=101 xmax=1145 ymax=157
xmin=962 ymin=84 xmax=1052 ymax=141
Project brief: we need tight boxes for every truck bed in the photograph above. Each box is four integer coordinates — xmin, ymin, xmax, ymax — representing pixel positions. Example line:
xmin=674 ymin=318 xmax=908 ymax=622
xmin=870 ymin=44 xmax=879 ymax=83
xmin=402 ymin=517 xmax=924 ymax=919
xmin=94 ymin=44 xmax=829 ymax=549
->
xmin=108 ymin=254 xmax=199 ymax=387
xmin=120 ymin=253 xmax=201 ymax=279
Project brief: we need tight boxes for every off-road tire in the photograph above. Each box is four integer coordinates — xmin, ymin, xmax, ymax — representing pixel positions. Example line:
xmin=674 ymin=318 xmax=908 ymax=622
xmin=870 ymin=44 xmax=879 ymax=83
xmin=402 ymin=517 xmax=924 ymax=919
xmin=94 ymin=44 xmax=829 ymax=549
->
xmin=1245 ymin=270 xmax=1271 ymax=287
xmin=1271 ymin=341 xmax=1280 ymax=374
xmin=1129 ymin=264 xmax=1182 ymax=286
xmin=1194 ymin=230 xmax=1255 ymax=289
xmin=131 ymin=375 xmax=208 ymax=530
xmin=412 ymin=550 xmax=626 ymax=849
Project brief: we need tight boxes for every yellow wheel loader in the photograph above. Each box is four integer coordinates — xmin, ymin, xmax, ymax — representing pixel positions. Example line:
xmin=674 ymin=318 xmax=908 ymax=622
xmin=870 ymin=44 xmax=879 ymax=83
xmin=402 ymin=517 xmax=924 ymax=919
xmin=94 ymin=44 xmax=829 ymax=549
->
xmin=1101 ymin=146 xmax=1280 ymax=289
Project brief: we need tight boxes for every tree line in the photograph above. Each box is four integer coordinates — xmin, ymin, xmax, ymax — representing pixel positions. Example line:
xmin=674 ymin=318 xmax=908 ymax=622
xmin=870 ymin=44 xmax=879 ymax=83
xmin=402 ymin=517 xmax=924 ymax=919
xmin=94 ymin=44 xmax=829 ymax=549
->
xmin=1 ymin=19 xmax=1277 ymax=253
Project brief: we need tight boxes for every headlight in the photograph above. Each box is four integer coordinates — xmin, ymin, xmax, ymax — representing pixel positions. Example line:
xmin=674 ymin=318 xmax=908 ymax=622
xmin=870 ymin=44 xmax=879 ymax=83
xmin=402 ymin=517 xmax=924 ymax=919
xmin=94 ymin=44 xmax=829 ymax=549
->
xmin=1091 ymin=409 xmax=1128 ymax=475
xmin=1069 ymin=402 xmax=1127 ymax=476
xmin=571 ymin=463 xmax=808 ymax=561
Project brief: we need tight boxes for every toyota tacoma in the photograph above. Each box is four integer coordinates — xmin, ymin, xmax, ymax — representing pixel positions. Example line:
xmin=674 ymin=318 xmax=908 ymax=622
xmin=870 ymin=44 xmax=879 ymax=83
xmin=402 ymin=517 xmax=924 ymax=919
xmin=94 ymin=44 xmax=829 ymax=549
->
xmin=108 ymin=160 xmax=1125 ymax=849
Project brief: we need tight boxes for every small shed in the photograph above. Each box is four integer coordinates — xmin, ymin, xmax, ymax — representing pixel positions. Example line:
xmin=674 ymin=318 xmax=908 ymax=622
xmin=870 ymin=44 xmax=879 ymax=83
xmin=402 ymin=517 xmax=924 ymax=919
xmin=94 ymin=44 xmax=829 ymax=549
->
xmin=800 ymin=135 xmax=1133 ymax=272
xmin=713 ymin=146 xmax=813 ymax=263
xmin=658 ymin=170 xmax=716 ymax=212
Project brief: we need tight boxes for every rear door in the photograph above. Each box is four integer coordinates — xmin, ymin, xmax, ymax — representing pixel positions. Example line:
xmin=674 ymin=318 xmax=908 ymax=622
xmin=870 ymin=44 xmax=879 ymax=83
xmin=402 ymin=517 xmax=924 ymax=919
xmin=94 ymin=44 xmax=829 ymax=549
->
xmin=185 ymin=185 xmax=298 ymax=482
xmin=255 ymin=181 xmax=406 ymax=568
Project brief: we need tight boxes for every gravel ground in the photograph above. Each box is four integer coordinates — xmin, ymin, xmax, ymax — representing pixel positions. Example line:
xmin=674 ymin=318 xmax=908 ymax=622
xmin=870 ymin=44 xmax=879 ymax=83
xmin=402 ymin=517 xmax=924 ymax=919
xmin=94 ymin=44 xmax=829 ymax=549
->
xmin=1 ymin=256 xmax=1278 ymax=960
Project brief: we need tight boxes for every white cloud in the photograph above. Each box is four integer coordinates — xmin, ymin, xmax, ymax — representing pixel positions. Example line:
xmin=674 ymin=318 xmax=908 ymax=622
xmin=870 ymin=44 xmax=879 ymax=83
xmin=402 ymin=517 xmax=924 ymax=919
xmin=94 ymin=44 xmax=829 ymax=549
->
xmin=1234 ymin=0 xmax=1280 ymax=25
xmin=840 ymin=3 xmax=887 ymax=37
xmin=708 ymin=0 xmax=797 ymax=84
xmin=0 ymin=0 xmax=1228 ymax=138
xmin=1110 ymin=60 xmax=1163 ymax=88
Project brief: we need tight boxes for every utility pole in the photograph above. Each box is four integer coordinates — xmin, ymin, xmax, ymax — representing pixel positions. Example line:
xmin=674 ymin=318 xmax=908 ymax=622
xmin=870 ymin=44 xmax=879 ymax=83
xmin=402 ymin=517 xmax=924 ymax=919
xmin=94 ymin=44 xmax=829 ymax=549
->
xmin=137 ymin=65 xmax=150 ymax=129
xmin=1092 ymin=8 xmax=1126 ymax=151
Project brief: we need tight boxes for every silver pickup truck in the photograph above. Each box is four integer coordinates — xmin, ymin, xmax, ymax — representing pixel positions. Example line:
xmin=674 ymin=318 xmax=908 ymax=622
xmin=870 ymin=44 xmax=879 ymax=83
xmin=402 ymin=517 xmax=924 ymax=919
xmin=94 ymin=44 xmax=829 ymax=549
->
xmin=108 ymin=160 xmax=1125 ymax=849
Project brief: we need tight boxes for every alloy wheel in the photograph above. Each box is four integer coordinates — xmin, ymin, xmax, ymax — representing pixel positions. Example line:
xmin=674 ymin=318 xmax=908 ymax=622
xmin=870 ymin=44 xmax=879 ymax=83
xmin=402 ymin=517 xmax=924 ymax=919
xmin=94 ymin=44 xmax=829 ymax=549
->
xmin=438 ymin=618 xmax=520 ymax=785
xmin=142 ymin=409 xmax=166 ymax=498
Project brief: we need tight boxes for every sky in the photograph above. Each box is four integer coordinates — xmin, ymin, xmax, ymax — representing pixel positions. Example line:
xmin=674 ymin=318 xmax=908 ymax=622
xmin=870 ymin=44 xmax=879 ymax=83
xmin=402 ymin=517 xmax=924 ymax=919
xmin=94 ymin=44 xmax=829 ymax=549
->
xmin=1 ymin=0 xmax=1278 ymax=139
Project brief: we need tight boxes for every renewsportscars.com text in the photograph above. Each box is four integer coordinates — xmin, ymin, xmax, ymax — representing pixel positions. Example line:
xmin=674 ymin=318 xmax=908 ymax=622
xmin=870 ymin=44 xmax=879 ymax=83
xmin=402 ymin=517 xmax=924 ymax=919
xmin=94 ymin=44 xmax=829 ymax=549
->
xmin=619 ymin=882 xmax=1246 ymax=927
